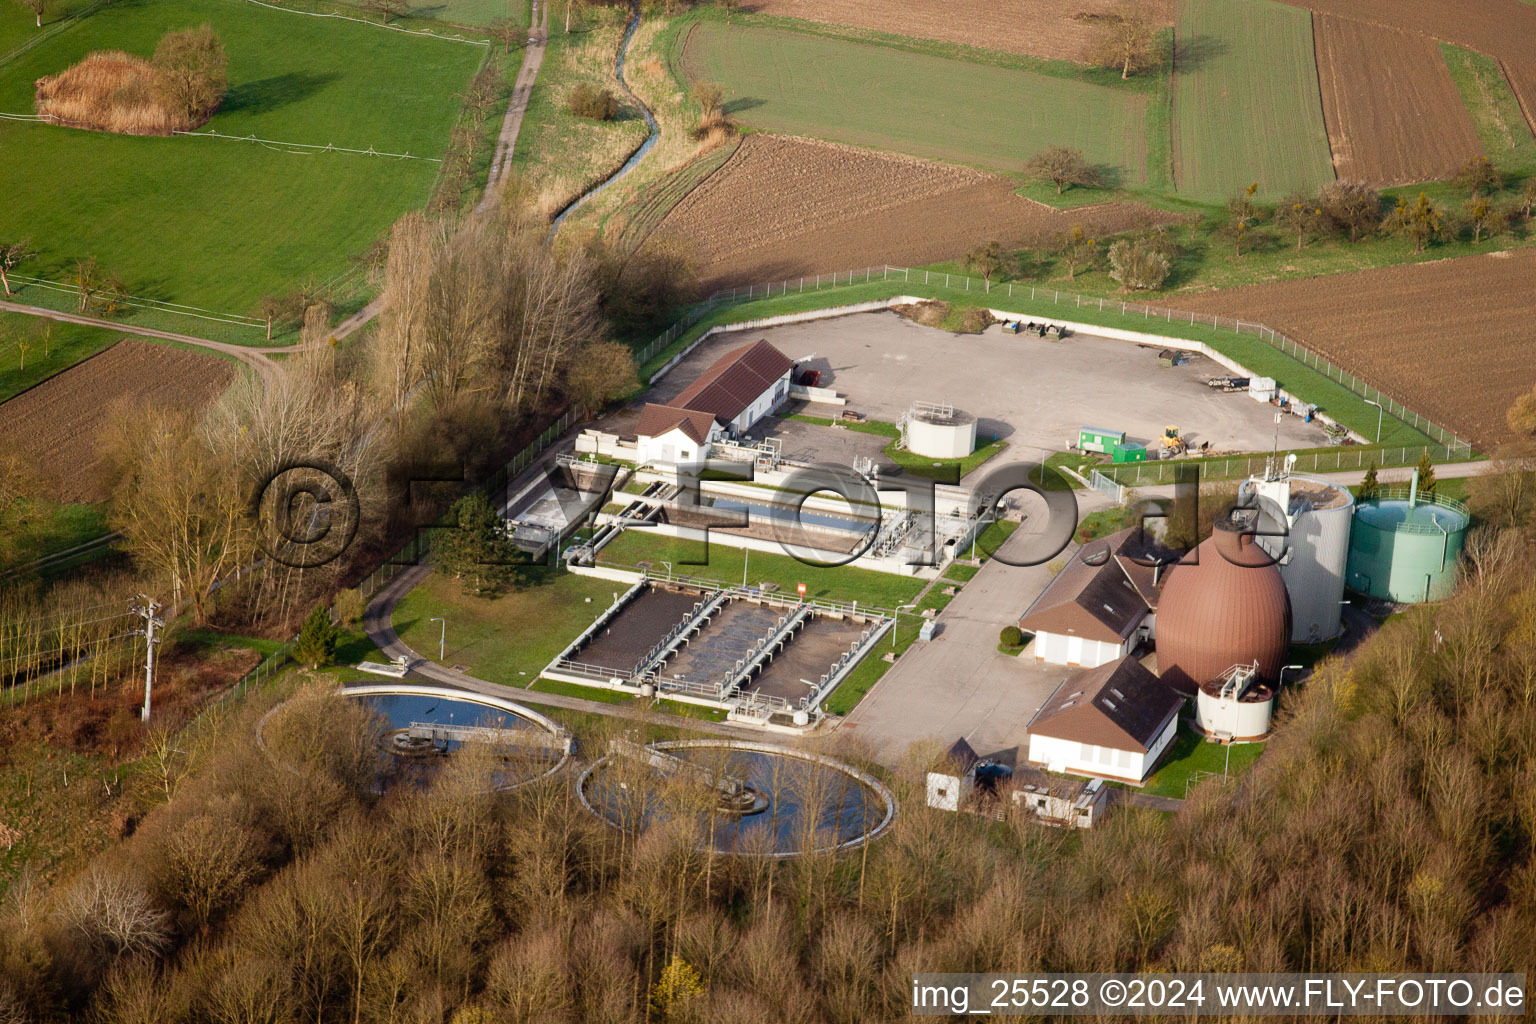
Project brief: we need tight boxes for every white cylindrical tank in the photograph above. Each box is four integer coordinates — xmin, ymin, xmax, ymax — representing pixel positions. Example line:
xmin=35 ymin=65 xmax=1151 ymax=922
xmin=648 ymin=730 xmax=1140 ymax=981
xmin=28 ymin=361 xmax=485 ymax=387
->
xmin=1194 ymin=685 xmax=1274 ymax=741
xmin=1249 ymin=473 xmax=1353 ymax=643
xmin=904 ymin=403 xmax=977 ymax=459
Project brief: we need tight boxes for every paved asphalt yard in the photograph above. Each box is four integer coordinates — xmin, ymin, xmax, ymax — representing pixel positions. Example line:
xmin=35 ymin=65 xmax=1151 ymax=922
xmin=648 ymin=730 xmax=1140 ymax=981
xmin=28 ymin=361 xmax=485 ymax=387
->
xmin=839 ymin=500 xmax=1109 ymax=768
xmin=670 ymin=311 xmax=1332 ymax=462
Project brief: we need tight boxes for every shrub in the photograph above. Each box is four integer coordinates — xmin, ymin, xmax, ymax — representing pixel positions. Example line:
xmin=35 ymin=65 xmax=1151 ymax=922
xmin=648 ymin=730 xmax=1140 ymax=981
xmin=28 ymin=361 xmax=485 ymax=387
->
xmin=1107 ymin=237 xmax=1172 ymax=291
xmin=999 ymin=625 xmax=1023 ymax=648
xmin=33 ymin=26 xmax=226 ymax=136
xmin=567 ymin=82 xmax=618 ymax=121
xmin=331 ymin=588 xmax=366 ymax=628
xmin=292 ymin=605 xmax=339 ymax=669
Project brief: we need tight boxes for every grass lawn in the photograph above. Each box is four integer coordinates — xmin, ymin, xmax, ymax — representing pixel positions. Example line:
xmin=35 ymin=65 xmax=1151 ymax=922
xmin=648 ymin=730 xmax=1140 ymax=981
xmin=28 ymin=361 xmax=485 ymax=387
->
xmin=532 ymin=677 xmax=634 ymax=704
xmin=0 ymin=0 xmax=485 ymax=336
xmin=646 ymin=279 xmax=1439 ymax=449
xmin=393 ymin=569 xmax=619 ymax=685
xmin=680 ymin=21 xmax=1151 ymax=185
xmin=1139 ymin=728 xmax=1265 ymax=799
xmin=0 ymin=312 xmax=124 ymax=403
xmin=0 ymin=498 xmax=107 ymax=571
xmin=596 ymin=530 xmax=925 ymax=609
xmin=1171 ymin=0 xmax=1335 ymax=201
xmin=0 ymin=0 xmax=95 ymax=59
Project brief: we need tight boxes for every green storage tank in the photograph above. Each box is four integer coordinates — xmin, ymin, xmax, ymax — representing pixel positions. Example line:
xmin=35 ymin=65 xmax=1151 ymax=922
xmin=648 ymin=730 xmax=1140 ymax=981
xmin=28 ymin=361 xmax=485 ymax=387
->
xmin=1345 ymin=487 xmax=1469 ymax=603
xmin=1111 ymin=442 xmax=1147 ymax=463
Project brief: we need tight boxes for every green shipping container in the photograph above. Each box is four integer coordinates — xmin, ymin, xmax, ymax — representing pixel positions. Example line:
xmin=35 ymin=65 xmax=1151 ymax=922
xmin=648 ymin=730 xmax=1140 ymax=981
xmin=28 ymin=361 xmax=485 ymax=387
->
xmin=1078 ymin=426 xmax=1125 ymax=454
xmin=1112 ymin=443 xmax=1147 ymax=463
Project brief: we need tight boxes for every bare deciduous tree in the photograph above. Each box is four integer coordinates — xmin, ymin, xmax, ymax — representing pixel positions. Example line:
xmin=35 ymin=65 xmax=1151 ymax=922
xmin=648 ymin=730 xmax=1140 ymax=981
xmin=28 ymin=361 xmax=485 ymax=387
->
xmin=152 ymin=25 xmax=228 ymax=124
xmin=1025 ymin=145 xmax=1101 ymax=195
xmin=565 ymin=340 xmax=637 ymax=418
xmin=1317 ymin=180 xmax=1381 ymax=242
xmin=0 ymin=239 xmax=32 ymax=295
xmin=57 ymin=867 xmax=171 ymax=961
xmin=13 ymin=0 xmax=47 ymax=28
xmin=1094 ymin=6 xmax=1162 ymax=79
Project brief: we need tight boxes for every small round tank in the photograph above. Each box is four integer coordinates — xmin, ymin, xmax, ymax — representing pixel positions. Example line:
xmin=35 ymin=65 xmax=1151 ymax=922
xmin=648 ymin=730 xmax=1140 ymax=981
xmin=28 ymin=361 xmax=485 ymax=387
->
xmin=1346 ymin=488 xmax=1469 ymax=603
xmin=1194 ymin=672 xmax=1275 ymax=741
xmin=903 ymin=402 xmax=977 ymax=459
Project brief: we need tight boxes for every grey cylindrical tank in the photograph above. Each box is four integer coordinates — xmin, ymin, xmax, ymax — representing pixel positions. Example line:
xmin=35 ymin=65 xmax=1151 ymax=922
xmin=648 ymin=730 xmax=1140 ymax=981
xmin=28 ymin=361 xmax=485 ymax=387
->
xmin=1281 ymin=480 xmax=1353 ymax=643
xmin=1249 ymin=475 xmax=1353 ymax=643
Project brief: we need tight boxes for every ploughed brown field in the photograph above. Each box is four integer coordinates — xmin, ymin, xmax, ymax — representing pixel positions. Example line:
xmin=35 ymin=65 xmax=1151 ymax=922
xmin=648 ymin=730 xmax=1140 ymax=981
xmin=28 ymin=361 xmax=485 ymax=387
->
xmin=1179 ymin=250 xmax=1536 ymax=447
xmin=743 ymin=0 xmax=1173 ymax=63
xmin=0 ymin=340 xmax=235 ymax=502
xmin=1281 ymin=0 xmax=1536 ymax=134
xmin=1312 ymin=13 xmax=1482 ymax=185
xmin=650 ymin=134 xmax=1181 ymax=289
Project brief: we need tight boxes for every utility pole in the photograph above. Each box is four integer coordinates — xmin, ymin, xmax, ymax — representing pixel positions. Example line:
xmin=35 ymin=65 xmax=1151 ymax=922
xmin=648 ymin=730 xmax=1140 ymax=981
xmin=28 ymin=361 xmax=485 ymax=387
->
xmin=135 ymin=595 xmax=164 ymax=723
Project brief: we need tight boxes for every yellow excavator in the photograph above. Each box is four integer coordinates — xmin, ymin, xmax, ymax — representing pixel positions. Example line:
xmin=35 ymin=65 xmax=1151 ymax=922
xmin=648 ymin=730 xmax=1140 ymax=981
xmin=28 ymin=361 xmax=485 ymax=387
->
xmin=1160 ymin=425 xmax=1188 ymax=456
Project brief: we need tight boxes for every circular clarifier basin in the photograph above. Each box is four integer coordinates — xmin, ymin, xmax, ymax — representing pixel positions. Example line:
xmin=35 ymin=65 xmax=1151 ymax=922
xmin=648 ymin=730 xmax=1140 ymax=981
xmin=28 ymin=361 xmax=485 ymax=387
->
xmin=260 ymin=684 xmax=570 ymax=792
xmin=578 ymin=740 xmax=895 ymax=857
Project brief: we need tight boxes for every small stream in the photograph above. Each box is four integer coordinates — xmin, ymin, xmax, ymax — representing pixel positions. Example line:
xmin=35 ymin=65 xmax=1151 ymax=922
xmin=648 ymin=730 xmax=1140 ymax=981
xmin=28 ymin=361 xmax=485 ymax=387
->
xmin=548 ymin=1 xmax=659 ymax=233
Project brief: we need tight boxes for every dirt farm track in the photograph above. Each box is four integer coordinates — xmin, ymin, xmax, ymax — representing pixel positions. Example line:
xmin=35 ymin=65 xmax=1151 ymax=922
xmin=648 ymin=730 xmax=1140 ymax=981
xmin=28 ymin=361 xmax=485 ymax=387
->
xmin=0 ymin=340 xmax=235 ymax=502
xmin=744 ymin=0 xmax=1173 ymax=63
xmin=650 ymin=134 xmax=1180 ymax=288
xmin=1179 ymin=250 xmax=1536 ymax=448
xmin=1313 ymin=13 xmax=1481 ymax=185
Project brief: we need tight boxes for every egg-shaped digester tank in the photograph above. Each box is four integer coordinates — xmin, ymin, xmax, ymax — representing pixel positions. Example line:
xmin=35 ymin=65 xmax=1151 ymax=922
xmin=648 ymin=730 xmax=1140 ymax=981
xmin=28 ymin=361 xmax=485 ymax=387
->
xmin=1155 ymin=513 xmax=1292 ymax=695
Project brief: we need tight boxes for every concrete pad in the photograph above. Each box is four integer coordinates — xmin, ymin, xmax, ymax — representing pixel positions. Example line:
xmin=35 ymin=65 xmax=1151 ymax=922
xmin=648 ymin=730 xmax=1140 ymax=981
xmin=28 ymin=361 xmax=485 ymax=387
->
xmin=683 ymin=312 xmax=1332 ymax=464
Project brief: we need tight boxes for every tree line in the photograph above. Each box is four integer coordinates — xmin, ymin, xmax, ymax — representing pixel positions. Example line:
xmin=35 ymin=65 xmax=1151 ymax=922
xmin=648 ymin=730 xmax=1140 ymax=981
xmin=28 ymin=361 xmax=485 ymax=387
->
xmin=4 ymin=488 xmax=1536 ymax=1021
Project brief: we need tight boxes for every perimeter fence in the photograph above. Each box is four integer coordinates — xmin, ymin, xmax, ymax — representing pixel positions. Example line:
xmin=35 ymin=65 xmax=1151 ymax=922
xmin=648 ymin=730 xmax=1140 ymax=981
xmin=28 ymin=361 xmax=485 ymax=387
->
xmin=638 ymin=264 xmax=1475 ymax=454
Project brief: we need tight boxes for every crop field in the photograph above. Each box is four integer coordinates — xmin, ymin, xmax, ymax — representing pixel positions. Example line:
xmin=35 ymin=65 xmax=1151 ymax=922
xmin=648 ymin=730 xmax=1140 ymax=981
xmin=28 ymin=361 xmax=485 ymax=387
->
xmin=0 ymin=311 xmax=124 ymax=404
xmin=1314 ymin=14 xmax=1481 ymax=185
xmin=0 ymin=0 xmax=484 ymax=331
xmin=680 ymin=22 xmax=1153 ymax=184
xmin=1442 ymin=44 xmax=1536 ymax=178
xmin=650 ymin=134 xmax=1178 ymax=288
xmin=1277 ymin=0 xmax=1536 ymax=131
xmin=0 ymin=340 xmax=235 ymax=501
xmin=613 ymin=138 xmax=739 ymax=254
xmin=1179 ymin=249 xmax=1536 ymax=447
xmin=742 ymin=0 xmax=1173 ymax=64
xmin=1171 ymin=0 xmax=1334 ymax=200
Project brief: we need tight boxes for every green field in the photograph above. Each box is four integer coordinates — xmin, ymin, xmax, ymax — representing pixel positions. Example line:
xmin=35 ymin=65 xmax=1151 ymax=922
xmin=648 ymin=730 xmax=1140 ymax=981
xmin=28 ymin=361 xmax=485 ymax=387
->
xmin=411 ymin=0 xmax=526 ymax=28
xmin=681 ymin=22 xmax=1152 ymax=185
xmin=0 ymin=0 xmax=485 ymax=332
xmin=1171 ymin=0 xmax=1335 ymax=200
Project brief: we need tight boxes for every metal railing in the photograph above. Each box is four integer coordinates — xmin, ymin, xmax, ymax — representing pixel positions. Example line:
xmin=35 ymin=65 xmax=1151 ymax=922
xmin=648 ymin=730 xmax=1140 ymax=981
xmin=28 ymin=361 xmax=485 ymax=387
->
xmin=1098 ymin=443 xmax=1470 ymax=487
